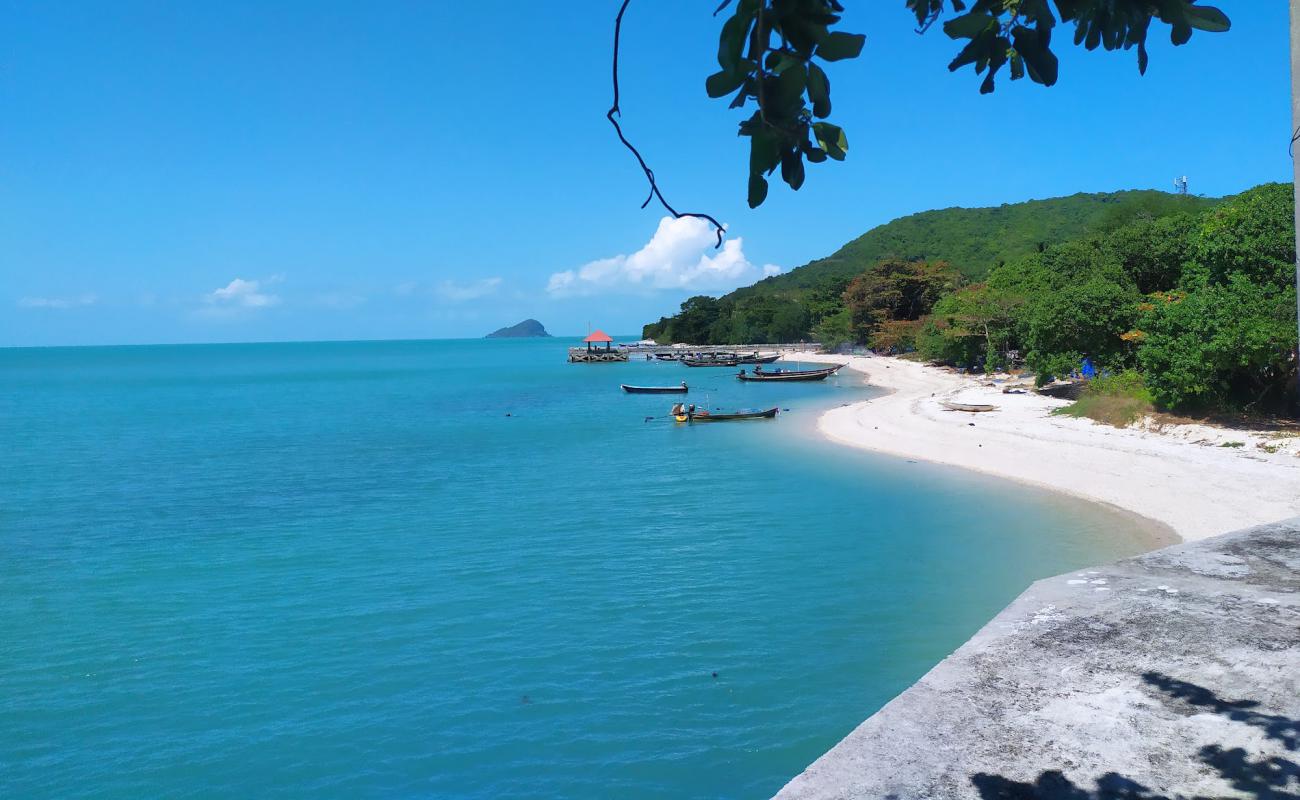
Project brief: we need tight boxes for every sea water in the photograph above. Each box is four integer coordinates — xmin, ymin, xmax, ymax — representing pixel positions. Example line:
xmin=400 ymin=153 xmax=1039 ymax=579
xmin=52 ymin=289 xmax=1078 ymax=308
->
xmin=0 ymin=339 xmax=1155 ymax=799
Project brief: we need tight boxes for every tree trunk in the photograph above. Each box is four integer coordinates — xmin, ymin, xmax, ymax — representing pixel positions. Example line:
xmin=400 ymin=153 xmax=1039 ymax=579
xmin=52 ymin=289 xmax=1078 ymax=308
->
xmin=1292 ymin=1 xmax=1300 ymax=410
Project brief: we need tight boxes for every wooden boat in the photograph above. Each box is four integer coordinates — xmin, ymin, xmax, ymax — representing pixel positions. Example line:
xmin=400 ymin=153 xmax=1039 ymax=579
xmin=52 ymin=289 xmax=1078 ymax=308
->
xmin=735 ymin=364 xmax=842 ymax=382
xmin=736 ymin=352 xmax=781 ymax=364
xmin=682 ymin=358 xmax=740 ymax=368
xmin=941 ymin=401 xmax=998 ymax=412
xmin=672 ymin=403 xmax=778 ymax=422
xmin=621 ymin=383 xmax=688 ymax=394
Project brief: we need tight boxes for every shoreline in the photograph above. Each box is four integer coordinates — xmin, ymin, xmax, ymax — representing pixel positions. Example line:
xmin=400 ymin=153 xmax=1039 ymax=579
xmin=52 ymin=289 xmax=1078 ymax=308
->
xmin=783 ymin=351 xmax=1300 ymax=543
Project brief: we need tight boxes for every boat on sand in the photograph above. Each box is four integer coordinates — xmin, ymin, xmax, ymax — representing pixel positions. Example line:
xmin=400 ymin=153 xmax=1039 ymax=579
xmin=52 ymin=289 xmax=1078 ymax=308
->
xmin=941 ymin=401 xmax=998 ymax=412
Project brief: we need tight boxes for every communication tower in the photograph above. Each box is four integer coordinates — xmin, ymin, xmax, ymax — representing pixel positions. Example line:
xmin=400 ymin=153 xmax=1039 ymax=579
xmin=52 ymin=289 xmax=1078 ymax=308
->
xmin=1173 ymin=176 xmax=1189 ymax=195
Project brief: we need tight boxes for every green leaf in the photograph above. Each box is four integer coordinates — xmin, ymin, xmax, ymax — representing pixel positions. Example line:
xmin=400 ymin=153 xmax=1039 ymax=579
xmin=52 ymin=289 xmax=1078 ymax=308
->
xmin=1185 ymin=5 xmax=1230 ymax=34
xmin=780 ymin=149 xmax=806 ymax=191
xmin=807 ymin=63 xmax=831 ymax=118
xmin=805 ymin=147 xmax=827 ymax=163
xmin=813 ymin=122 xmax=847 ymax=160
xmin=942 ymin=12 xmax=993 ymax=39
xmin=749 ymin=130 xmax=781 ymax=175
xmin=1012 ymin=27 xmax=1058 ymax=87
xmin=717 ymin=11 xmax=752 ymax=70
xmin=706 ymin=69 xmax=746 ymax=99
xmin=748 ymin=173 xmax=769 ymax=208
xmin=775 ymin=62 xmax=807 ymax=105
xmin=1009 ymin=51 xmax=1025 ymax=81
xmin=816 ymin=31 xmax=865 ymax=62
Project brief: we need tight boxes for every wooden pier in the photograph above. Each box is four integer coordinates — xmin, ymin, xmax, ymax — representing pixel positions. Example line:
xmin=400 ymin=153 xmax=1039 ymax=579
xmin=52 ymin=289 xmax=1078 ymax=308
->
xmin=568 ymin=348 xmax=629 ymax=363
xmin=622 ymin=343 xmax=819 ymax=360
xmin=567 ymin=331 xmax=819 ymax=363
xmin=569 ymin=329 xmax=630 ymax=363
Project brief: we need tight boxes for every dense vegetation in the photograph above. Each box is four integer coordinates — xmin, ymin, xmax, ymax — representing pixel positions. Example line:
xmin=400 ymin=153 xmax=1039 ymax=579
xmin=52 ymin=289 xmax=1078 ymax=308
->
xmin=644 ymin=184 xmax=1297 ymax=413
xmin=918 ymin=182 xmax=1297 ymax=411
xmin=644 ymin=190 xmax=1213 ymax=344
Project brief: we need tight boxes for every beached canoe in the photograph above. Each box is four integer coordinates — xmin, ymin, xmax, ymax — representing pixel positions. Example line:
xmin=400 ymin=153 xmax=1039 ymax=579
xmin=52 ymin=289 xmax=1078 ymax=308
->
xmin=622 ymin=383 xmax=688 ymax=394
xmin=941 ymin=401 xmax=998 ymax=412
xmin=735 ymin=364 xmax=842 ymax=382
xmin=673 ymin=406 xmax=779 ymax=422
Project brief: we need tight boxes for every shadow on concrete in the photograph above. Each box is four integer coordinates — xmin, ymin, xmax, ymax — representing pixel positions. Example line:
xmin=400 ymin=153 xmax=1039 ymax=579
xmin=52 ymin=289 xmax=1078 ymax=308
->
xmin=969 ymin=672 xmax=1300 ymax=799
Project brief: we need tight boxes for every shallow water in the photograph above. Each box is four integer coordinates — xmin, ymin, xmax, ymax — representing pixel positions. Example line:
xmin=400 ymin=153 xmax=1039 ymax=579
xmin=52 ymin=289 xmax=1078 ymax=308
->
xmin=1 ymin=338 xmax=1153 ymax=798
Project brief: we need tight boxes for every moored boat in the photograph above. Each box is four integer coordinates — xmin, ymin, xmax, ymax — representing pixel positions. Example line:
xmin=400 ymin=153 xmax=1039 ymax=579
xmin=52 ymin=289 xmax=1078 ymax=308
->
xmin=736 ymin=352 xmax=781 ymax=364
xmin=682 ymin=358 xmax=740 ymax=367
xmin=671 ymin=403 xmax=778 ymax=422
xmin=622 ymin=382 xmax=688 ymax=394
xmin=735 ymin=364 xmax=842 ymax=382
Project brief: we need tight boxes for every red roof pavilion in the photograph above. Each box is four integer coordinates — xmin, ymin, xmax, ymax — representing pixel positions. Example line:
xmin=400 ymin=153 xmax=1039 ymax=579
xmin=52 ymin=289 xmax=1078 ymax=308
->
xmin=582 ymin=329 xmax=614 ymax=351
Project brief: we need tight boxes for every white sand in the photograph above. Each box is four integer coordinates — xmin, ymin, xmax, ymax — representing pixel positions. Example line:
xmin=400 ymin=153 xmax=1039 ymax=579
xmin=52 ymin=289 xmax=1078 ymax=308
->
xmin=787 ymin=352 xmax=1300 ymax=542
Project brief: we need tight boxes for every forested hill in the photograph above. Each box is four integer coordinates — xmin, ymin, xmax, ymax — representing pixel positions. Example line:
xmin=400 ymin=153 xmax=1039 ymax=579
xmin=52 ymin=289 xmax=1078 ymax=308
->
xmin=644 ymin=190 xmax=1216 ymax=344
xmin=777 ymin=190 xmax=1217 ymax=287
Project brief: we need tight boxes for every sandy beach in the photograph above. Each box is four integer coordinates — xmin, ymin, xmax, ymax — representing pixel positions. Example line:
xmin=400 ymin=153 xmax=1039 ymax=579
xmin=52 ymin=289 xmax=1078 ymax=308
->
xmin=785 ymin=352 xmax=1300 ymax=542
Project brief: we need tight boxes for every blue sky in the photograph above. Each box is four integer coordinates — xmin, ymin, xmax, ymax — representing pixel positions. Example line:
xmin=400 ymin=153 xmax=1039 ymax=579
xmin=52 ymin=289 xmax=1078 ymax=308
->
xmin=1 ymin=1 xmax=1291 ymax=346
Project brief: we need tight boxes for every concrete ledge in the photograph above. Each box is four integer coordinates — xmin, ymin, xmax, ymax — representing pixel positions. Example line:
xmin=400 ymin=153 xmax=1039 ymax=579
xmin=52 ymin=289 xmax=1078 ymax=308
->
xmin=774 ymin=518 xmax=1300 ymax=799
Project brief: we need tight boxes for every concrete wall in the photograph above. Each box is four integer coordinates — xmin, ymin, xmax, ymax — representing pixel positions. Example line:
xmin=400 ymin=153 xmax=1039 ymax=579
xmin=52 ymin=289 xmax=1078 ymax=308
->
xmin=774 ymin=518 xmax=1300 ymax=799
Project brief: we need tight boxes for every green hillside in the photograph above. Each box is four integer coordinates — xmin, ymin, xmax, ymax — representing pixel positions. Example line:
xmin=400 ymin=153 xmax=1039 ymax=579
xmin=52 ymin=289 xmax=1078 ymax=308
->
xmin=737 ymin=190 xmax=1216 ymax=294
xmin=644 ymin=190 xmax=1216 ymax=344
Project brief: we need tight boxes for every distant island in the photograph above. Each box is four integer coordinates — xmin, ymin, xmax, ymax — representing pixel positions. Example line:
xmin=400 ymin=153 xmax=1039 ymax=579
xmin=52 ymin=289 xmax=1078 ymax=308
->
xmin=485 ymin=319 xmax=551 ymax=339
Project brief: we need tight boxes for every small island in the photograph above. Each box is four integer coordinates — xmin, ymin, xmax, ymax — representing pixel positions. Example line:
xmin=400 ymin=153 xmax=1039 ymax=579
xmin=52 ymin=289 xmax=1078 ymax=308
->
xmin=485 ymin=319 xmax=551 ymax=339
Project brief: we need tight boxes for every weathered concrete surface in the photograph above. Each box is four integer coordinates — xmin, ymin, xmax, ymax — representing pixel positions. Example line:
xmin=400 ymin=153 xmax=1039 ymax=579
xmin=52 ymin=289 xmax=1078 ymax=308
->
xmin=775 ymin=518 xmax=1300 ymax=799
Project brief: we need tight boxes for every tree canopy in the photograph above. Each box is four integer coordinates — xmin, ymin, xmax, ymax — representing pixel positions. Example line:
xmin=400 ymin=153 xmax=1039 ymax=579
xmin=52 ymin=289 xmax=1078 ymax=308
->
xmin=703 ymin=1 xmax=1230 ymax=208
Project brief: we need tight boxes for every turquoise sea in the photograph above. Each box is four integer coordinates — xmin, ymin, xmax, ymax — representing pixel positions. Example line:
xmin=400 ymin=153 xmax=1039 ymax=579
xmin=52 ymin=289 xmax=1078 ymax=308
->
xmin=1 ymin=338 xmax=1154 ymax=799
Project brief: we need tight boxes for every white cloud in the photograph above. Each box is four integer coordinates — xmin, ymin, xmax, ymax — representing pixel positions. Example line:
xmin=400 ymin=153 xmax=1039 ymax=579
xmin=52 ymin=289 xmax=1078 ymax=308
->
xmin=437 ymin=277 xmax=502 ymax=302
xmin=17 ymin=294 xmax=98 ymax=310
xmin=204 ymin=278 xmax=280 ymax=309
xmin=546 ymin=216 xmax=781 ymax=297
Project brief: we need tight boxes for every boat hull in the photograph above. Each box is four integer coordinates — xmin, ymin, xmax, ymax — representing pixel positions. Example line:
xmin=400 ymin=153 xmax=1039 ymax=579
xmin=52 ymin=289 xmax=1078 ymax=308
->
xmin=622 ymin=384 xmax=688 ymax=394
xmin=676 ymin=407 xmax=779 ymax=422
xmin=941 ymin=401 xmax=997 ymax=412
xmin=736 ymin=364 xmax=842 ymax=382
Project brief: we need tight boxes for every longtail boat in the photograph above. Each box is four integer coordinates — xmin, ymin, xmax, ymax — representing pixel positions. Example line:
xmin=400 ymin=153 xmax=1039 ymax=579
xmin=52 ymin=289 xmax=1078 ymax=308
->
xmin=621 ymin=383 xmax=688 ymax=394
xmin=671 ymin=403 xmax=778 ymax=422
xmin=941 ymin=401 xmax=998 ymax=412
xmin=682 ymin=358 xmax=740 ymax=367
xmin=735 ymin=364 xmax=842 ymax=382
xmin=736 ymin=352 xmax=781 ymax=364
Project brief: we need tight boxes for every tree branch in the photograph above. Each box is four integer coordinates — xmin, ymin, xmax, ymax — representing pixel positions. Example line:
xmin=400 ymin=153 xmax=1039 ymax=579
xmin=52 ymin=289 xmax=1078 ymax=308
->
xmin=609 ymin=0 xmax=725 ymax=248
